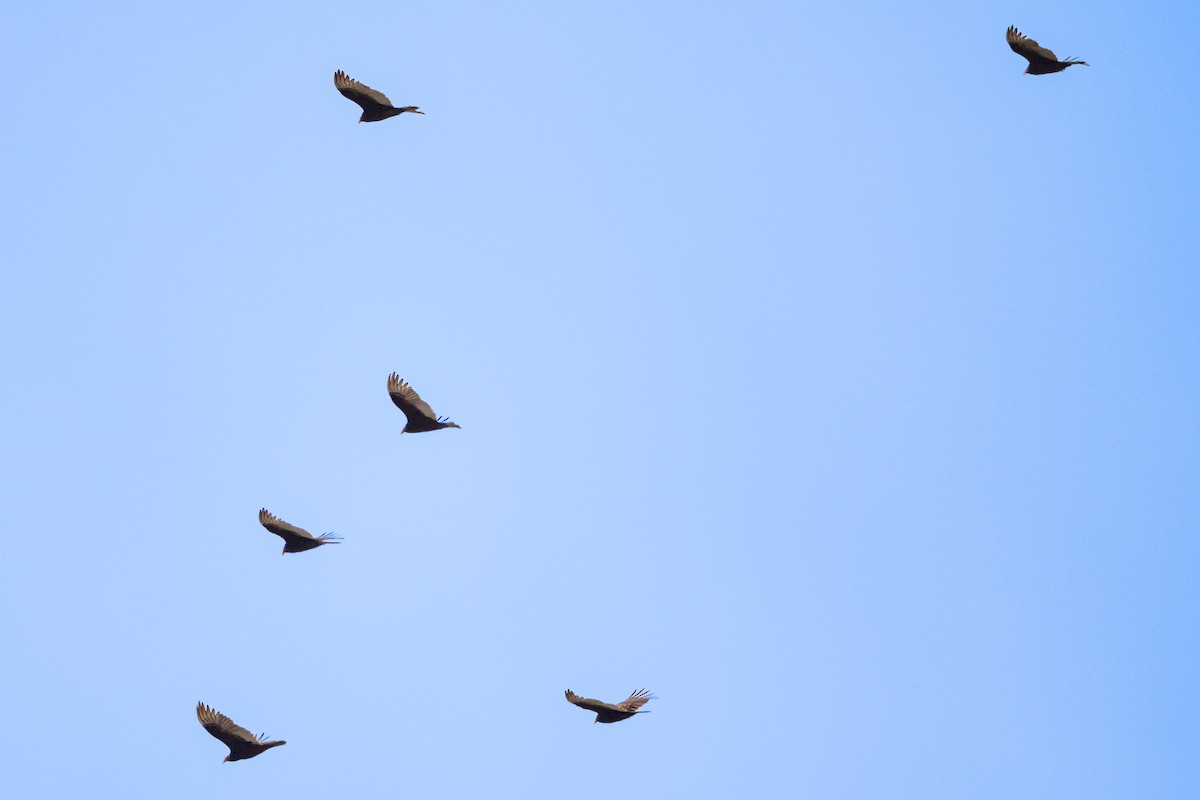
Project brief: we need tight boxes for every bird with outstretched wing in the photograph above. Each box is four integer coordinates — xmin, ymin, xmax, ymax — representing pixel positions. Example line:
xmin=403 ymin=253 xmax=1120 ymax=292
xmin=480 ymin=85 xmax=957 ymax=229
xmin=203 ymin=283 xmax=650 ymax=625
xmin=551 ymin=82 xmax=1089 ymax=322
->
xmin=197 ymin=702 xmax=286 ymax=762
xmin=565 ymin=688 xmax=655 ymax=724
xmin=1007 ymin=26 xmax=1088 ymax=75
xmin=388 ymin=373 xmax=461 ymax=433
xmin=258 ymin=508 xmax=342 ymax=555
xmin=335 ymin=70 xmax=424 ymax=122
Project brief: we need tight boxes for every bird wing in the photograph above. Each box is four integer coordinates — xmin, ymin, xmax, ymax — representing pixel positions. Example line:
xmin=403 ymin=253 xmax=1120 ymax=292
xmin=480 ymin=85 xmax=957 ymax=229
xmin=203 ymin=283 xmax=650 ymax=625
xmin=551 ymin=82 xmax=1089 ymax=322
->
xmin=564 ymin=690 xmax=617 ymax=714
xmin=259 ymin=508 xmax=316 ymax=541
xmin=388 ymin=373 xmax=440 ymax=423
xmin=615 ymin=689 xmax=654 ymax=712
xmin=334 ymin=70 xmax=394 ymax=110
xmin=1007 ymin=26 xmax=1059 ymax=63
xmin=197 ymin=702 xmax=263 ymax=749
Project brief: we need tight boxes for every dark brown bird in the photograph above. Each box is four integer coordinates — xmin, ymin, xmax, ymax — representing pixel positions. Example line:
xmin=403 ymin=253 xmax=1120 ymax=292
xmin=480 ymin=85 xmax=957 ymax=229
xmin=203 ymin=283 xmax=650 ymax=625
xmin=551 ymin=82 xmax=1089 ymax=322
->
xmin=564 ymin=689 xmax=655 ymax=724
xmin=196 ymin=702 xmax=286 ymax=762
xmin=258 ymin=508 xmax=342 ymax=555
xmin=388 ymin=373 xmax=461 ymax=433
xmin=335 ymin=70 xmax=424 ymax=122
xmin=1007 ymin=26 xmax=1088 ymax=74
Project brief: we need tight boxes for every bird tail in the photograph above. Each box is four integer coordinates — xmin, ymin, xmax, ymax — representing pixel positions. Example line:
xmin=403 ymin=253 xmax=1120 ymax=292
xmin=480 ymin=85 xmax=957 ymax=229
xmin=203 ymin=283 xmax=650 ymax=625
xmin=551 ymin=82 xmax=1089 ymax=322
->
xmin=399 ymin=106 xmax=424 ymax=114
xmin=263 ymin=740 xmax=287 ymax=750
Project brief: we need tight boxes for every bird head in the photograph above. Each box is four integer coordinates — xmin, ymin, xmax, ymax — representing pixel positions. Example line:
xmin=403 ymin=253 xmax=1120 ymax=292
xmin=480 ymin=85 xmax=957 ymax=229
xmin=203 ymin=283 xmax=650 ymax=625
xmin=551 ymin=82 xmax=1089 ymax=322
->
xmin=1023 ymin=67 xmax=1029 ymax=75
xmin=223 ymin=755 xmax=231 ymax=763
xmin=281 ymin=547 xmax=287 ymax=556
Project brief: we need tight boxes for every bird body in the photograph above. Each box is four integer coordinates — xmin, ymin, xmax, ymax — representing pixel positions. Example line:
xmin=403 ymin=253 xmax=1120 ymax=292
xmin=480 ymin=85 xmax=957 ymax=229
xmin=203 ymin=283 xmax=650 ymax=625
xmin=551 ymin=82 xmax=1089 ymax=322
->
xmin=258 ymin=508 xmax=342 ymax=554
xmin=388 ymin=373 xmax=460 ymax=433
xmin=335 ymin=70 xmax=424 ymax=122
xmin=197 ymin=702 xmax=286 ymax=762
xmin=564 ymin=689 xmax=654 ymax=723
xmin=1007 ymin=26 xmax=1088 ymax=74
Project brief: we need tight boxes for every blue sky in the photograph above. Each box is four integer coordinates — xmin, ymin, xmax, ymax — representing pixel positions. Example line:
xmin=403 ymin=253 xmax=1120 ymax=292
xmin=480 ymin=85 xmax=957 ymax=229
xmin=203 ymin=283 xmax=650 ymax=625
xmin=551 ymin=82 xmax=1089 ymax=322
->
xmin=2 ymin=1 xmax=1198 ymax=797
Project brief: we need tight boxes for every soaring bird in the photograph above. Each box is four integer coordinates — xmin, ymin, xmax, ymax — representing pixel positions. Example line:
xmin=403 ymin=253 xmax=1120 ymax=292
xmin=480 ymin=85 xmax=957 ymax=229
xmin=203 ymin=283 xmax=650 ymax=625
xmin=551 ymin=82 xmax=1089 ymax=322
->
xmin=564 ymin=689 xmax=655 ymax=724
xmin=388 ymin=373 xmax=461 ymax=433
xmin=196 ymin=702 xmax=286 ymax=762
xmin=335 ymin=70 xmax=424 ymax=122
xmin=1007 ymin=26 xmax=1088 ymax=74
xmin=258 ymin=508 xmax=342 ymax=555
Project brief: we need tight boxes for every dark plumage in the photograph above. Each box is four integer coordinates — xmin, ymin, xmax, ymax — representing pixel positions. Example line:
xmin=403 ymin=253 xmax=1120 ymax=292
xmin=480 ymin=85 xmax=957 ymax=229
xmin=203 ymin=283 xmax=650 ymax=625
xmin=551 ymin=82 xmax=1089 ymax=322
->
xmin=1007 ymin=26 xmax=1088 ymax=74
xmin=258 ymin=508 xmax=342 ymax=555
xmin=196 ymin=702 xmax=286 ymax=762
xmin=564 ymin=689 xmax=655 ymax=724
xmin=335 ymin=70 xmax=424 ymax=122
xmin=388 ymin=373 xmax=461 ymax=433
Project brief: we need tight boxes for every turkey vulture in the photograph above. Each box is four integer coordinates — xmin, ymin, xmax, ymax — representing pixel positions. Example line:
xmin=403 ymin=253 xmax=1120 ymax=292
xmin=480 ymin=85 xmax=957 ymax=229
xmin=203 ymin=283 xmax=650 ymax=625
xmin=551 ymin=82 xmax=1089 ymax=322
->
xmin=1007 ymin=26 xmax=1088 ymax=74
xmin=388 ymin=373 xmax=461 ymax=433
xmin=335 ymin=70 xmax=424 ymax=122
xmin=258 ymin=508 xmax=342 ymax=555
xmin=564 ymin=689 xmax=655 ymax=724
xmin=196 ymin=702 xmax=286 ymax=762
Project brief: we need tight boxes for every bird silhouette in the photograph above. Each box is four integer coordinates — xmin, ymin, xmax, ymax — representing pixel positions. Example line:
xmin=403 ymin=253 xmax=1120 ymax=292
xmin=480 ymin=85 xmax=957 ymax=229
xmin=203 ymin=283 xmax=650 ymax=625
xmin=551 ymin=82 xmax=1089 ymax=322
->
xmin=564 ymin=689 xmax=655 ymax=723
xmin=335 ymin=70 xmax=424 ymax=122
xmin=258 ymin=508 xmax=342 ymax=555
xmin=388 ymin=374 xmax=461 ymax=433
xmin=1007 ymin=26 xmax=1088 ymax=74
xmin=196 ymin=702 xmax=286 ymax=762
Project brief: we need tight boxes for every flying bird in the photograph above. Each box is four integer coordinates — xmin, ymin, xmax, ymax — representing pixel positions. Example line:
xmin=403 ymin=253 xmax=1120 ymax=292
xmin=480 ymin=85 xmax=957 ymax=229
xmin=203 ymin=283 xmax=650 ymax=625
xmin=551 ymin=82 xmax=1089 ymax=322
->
xmin=335 ymin=70 xmax=424 ymax=122
xmin=258 ymin=508 xmax=342 ymax=555
xmin=196 ymin=702 xmax=286 ymax=762
xmin=1007 ymin=26 xmax=1088 ymax=74
xmin=388 ymin=373 xmax=461 ymax=433
xmin=564 ymin=689 xmax=655 ymax=724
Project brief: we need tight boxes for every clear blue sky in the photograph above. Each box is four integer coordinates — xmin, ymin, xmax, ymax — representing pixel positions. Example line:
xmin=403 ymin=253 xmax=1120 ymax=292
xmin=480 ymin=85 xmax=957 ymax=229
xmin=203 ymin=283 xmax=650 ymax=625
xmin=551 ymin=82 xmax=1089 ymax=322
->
xmin=2 ymin=1 xmax=1198 ymax=797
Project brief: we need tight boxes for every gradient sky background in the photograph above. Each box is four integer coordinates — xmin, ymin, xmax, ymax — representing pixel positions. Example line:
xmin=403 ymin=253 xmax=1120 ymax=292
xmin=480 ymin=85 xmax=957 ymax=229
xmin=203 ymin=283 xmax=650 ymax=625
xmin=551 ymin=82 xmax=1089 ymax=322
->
xmin=2 ymin=1 xmax=1198 ymax=797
